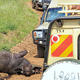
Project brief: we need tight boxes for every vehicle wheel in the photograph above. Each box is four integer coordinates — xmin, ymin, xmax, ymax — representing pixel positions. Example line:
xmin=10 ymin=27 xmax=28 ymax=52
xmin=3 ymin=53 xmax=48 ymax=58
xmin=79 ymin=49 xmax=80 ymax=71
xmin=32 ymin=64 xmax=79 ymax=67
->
xmin=35 ymin=3 xmax=38 ymax=10
xmin=32 ymin=2 xmax=35 ymax=9
xmin=37 ymin=45 xmax=45 ymax=58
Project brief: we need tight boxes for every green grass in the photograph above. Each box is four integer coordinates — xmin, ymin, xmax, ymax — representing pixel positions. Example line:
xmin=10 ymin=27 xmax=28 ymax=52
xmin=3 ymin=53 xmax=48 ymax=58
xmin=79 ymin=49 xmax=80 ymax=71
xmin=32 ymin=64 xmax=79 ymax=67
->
xmin=0 ymin=0 xmax=39 ymax=51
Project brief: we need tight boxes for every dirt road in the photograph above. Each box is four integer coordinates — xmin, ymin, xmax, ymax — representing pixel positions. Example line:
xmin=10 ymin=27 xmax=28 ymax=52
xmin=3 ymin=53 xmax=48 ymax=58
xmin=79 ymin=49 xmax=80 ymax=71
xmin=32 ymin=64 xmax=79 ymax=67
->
xmin=0 ymin=1 xmax=44 ymax=80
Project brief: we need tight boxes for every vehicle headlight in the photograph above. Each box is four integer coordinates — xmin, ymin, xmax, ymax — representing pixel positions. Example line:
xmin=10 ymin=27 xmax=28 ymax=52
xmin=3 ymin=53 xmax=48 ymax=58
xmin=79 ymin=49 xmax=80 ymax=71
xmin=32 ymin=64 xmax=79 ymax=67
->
xmin=33 ymin=31 xmax=43 ymax=39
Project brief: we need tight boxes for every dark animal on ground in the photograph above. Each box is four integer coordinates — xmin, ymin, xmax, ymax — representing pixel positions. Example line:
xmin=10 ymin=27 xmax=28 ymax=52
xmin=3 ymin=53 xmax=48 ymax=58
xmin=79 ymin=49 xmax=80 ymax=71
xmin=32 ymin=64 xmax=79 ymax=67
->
xmin=0 ymin=50 xmax=41 ymax=80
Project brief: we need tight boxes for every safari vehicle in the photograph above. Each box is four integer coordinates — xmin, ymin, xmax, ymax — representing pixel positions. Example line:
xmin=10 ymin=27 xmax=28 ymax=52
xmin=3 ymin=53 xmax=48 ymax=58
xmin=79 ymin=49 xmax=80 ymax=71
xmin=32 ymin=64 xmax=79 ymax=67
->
xmin=32 ymin=0 xmax=51 ymax=9
xmin=32 ymin=0 xmax=65 ymax=58
xmin=43 ymin=0 xmax=80 ymax=70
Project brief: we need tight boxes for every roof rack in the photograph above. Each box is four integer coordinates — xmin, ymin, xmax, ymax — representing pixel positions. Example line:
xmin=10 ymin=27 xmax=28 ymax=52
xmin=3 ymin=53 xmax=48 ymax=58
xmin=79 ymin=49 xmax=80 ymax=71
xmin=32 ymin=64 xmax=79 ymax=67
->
xmin=58 ymin=3 xmax=80 ymax=16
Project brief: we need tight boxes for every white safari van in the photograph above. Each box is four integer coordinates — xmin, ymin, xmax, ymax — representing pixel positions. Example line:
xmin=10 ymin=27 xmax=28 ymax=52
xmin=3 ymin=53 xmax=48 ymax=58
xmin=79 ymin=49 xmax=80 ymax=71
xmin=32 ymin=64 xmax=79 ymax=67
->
xmin=43 ymin=0 xmax=80 ymax=70
xmin=32 ymin=0 xmax=66 ymax=58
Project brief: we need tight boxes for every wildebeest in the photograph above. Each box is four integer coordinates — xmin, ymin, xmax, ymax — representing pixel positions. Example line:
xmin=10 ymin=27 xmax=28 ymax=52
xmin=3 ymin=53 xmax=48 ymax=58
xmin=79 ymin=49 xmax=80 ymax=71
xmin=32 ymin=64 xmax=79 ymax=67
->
xmin=0 ymin=50 xmax=41 ymax=79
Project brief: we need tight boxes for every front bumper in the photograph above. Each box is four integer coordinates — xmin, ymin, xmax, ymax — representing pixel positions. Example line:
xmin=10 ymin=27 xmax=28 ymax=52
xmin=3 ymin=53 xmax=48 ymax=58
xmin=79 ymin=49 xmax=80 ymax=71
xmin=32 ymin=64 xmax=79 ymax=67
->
xmin=43 ymin=3 xmax=49 ymax=6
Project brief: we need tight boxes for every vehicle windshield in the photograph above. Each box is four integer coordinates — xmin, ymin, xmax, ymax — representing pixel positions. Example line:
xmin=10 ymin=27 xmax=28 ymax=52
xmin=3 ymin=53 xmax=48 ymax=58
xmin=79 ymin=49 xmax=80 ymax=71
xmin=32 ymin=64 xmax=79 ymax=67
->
xmin=45 ymin=8 xmax=65 ymax=22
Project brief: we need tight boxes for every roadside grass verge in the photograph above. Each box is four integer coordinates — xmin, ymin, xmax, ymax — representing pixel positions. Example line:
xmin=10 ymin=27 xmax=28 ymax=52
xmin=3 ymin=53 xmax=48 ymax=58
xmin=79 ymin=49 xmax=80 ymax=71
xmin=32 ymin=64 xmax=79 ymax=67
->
xmin=0 ymin=0 xmax=39 ymax=51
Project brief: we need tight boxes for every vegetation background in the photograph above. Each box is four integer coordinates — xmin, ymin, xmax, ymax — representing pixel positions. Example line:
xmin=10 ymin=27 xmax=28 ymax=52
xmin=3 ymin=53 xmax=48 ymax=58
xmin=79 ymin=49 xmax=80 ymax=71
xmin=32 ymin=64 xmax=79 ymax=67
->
xmin=0 ymin=0 xmax=38 ymax=50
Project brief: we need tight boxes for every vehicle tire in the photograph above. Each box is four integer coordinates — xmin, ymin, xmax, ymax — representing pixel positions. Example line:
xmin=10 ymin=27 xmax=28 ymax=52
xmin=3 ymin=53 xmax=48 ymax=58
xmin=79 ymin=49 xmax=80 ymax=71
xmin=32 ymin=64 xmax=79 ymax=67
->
xmin=32 ymin=2 xmax=35 ymax=9
xmin=37 ymin=45 xmax=45 ymax=58
xmin=35 ymin=3 xmax=38 ymax=10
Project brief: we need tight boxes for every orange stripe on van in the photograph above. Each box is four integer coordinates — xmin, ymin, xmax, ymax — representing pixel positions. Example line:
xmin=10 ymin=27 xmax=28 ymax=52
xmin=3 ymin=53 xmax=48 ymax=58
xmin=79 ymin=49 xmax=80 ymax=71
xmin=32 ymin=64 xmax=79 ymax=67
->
xmin=51 ymin=35 xmax=73 ymax=57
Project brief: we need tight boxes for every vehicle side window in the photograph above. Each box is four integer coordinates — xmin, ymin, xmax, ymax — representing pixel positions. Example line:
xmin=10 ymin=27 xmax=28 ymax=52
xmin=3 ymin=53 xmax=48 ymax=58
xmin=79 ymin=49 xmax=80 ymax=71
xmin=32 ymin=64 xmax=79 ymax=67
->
xmin=78 ymin=35 xmax=80 ymax=60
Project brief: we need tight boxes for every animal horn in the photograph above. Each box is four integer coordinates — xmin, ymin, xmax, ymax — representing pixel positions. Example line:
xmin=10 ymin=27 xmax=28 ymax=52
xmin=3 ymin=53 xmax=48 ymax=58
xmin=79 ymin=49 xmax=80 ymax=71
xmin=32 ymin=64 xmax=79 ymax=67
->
xmin=16 ymin=50 xmax=28 ymax=58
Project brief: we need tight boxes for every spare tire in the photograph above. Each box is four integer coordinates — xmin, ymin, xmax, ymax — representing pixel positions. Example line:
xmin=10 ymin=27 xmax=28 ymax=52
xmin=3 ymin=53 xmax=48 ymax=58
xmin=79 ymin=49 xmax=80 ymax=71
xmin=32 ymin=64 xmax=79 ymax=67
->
xmin=42 ymin=59 xmax=80 ymax=80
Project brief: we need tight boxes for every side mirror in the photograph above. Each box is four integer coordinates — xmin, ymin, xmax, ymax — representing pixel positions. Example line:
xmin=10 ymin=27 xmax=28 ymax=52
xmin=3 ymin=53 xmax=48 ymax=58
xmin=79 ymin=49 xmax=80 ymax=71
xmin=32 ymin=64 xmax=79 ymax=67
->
xmin=43 ymin=5 xmax=47 ymax=10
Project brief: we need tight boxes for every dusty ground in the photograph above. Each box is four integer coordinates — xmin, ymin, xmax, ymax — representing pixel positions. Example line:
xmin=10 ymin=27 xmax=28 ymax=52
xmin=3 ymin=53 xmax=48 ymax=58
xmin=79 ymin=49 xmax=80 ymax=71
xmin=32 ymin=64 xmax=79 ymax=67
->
xmin=0 ymin=1 xmax=44 ymax=80
xmin=10 ymin=33 xmax=44 ymax=80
